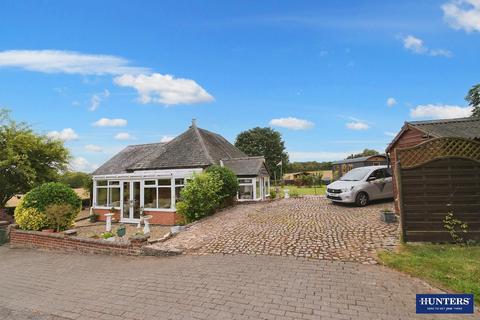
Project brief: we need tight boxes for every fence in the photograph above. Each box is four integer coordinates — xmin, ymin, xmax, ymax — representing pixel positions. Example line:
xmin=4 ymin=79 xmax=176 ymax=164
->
xmin=395 ymin=137 xmax=480 ymax=242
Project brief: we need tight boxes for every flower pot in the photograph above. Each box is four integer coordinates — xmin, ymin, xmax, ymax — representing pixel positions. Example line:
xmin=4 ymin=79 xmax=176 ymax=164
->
xmin=105 ymin=237 xmax=115 ymax=242
xmin=380 ymin=211 xmax=396 ymax=223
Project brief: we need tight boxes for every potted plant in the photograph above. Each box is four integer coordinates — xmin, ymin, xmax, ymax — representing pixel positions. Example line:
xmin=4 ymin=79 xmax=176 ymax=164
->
xmin=380 ymin=208 xmax=396 ymax=223
xmin=89 ymin=213 xmax=99 ymax=223
xmin=116 ymin=224 xmax=126 ymax=238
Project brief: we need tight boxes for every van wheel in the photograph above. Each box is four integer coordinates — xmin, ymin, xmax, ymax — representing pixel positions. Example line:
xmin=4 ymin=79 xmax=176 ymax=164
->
xmin=355 ymin=192 xmax=369 ymax=207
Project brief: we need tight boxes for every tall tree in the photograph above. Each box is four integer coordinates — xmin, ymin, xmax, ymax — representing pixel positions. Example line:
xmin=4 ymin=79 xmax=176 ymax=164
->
xmin=234 ymin=127 xmax=288 ymax=178
xmin=0 ymin=109 xmax=70 ymax=208
xmin=59 ymin=171 xmax=92 ymax=189
xmin=466 ymin=84 xmax=480 ymax=117
xmin=346 ymin=148 xmax=380 ymax=159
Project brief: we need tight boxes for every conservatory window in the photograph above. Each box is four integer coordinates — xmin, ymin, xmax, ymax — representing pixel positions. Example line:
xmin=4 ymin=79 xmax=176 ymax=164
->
xmin=175 ymin=178 xmax=185 ymax=204
xmin=95 ymin=180 xmax=120 ymax=207
xmin=238 ymin=178 xmax=254 ymax=200
xmin=143 ymin=178 xmax=173 ymax=209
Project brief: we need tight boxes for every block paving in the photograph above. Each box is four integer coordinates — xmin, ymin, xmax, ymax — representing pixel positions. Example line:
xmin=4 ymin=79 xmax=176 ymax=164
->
xmin=156 ymin=197 xmax=399 ymax=264
xmin=0 ymin=247 xmax=470 ymax=320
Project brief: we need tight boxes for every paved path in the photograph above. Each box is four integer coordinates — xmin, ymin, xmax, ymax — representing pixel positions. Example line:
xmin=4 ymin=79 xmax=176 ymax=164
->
xmin=155 ymin=197 xmax=398 ymax=264
xmin=0 ymin=247 xmax=471 ymax=320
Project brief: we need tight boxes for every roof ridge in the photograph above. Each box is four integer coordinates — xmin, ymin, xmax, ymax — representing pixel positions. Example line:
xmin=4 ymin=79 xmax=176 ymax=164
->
xmin=126 ymin=142 xmax=166 ymax=148
xmin=408 ymin=117 xmax=479 ymax=125
xmin=224 ymin=156 xmax=265 ymax=160
xmin=194 ymin=125 xmax=215 ymax=164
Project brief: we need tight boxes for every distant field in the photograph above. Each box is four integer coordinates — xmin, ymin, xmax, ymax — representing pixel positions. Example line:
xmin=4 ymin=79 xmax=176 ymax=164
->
xmin=277 ymin=185 xmax=326 ymax=196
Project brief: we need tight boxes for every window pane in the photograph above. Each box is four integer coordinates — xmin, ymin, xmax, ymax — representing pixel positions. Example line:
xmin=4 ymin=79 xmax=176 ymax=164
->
xmin=109 ymin=187 xmax=121 ymax=207
xmin=96 ymin=188 xmax=107 ymax=206
xmin=97 ymin=180 xmax=107 ymax=186
xmin=238 ymin=185 xmax=253 ymax=200
xmin=175 ymin=178 xmax=184 ymax=185
xmin=144 ymin=180 xmax=156 ymax=185
xmin=238 ymin=178 xmax=252 ymax=184
xmin=175 ymin=186 xmax=183 ymax=203
xmin=256 ymin=180 xmax=261 ymax=199
xmin=143 ymin=187 xmax=157 ymax=208
xmin=158 ymin=188 xmax=172 ymax=208
xmin=109 ymin=180 xmax=119 ymax=185
xmin=158 ymin=179 xmax=171 ymax=186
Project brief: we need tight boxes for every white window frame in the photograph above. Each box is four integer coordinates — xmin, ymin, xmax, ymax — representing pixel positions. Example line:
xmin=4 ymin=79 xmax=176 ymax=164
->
xmin=93 ymin=180 xmax=121 ymax=209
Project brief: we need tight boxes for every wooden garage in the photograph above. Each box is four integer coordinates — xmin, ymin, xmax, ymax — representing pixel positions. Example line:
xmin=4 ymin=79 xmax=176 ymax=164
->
xmin=386 ymin=117 xmax=480 ymax=242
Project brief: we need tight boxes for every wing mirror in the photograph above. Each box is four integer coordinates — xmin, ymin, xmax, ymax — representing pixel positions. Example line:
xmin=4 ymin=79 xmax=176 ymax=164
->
xmin=367 ymin=176 xmax=376 ymax=182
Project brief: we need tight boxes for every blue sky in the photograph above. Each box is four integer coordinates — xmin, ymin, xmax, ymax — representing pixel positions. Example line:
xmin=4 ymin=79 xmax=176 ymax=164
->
xmin=1 ymin=0 xmax=479 ymax=171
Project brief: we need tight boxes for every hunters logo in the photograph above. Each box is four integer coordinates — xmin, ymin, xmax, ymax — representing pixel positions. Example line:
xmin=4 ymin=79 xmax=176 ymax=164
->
xmin=416 ymin=294 xmax=474 ymax=314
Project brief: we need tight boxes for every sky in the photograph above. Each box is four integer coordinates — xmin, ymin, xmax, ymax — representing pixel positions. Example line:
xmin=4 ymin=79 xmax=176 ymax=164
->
xmin=1 ymin=0 xmax=479 ymax=172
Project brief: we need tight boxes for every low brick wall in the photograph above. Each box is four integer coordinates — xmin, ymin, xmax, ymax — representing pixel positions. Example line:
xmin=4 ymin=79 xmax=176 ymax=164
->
xmin=93 ymin=209 xmax=182 ymax=225
xmin=9 ymin=228 xmax=148 ymax=256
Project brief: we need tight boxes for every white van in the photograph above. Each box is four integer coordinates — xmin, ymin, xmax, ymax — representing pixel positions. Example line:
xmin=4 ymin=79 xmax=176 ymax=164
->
xmin=326 ymin=165 xmax=393 ymax=206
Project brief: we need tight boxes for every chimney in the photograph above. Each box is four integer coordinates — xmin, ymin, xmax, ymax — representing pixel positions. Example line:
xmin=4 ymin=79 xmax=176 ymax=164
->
xmin=191 ymin=118 xmax=197 ymax=128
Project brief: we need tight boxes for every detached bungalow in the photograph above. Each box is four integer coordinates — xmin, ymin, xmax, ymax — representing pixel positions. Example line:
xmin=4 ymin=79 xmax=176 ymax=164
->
xmin=91 ymin=121 xmax=270 ymax=225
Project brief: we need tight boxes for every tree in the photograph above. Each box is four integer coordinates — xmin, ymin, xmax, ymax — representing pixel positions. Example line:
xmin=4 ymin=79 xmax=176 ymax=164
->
xmin=466 ymin=84 xmax=480 ymax=118
xmin=286 ymin=161 xmax=332 ymax=173
xmin=0 ymin=109 xmax=70 ymax=209
xmin=346 ymin=148 xmax=380 ymax=159
xmin=59 ymin=171 xmax=91 ymax=189
xmin=234 ymin=127 xmax=289 ymax=178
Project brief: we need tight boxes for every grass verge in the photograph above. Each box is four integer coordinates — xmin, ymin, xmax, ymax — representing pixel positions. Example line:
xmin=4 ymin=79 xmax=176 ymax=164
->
xmin=378 ymin=244 xmax=480 ymax=305
xmin=279 ymin=185 xmax=326 ymax=196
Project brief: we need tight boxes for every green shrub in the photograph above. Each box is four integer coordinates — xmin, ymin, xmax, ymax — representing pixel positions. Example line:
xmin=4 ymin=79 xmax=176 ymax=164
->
xmin=177 ymin=172 xmax=223 ymax=223
xmin=45 ymin=204 xmax=75 ymax=232
xmin=14 ymin=182 xmax=81 ymax=231
xmin=205 ymin=165 xmax=239 ymax=207
xmin=14 ymin=203 xmax=47 ymax=231
xmin=269 ymin=190 xmax=277 ymax=199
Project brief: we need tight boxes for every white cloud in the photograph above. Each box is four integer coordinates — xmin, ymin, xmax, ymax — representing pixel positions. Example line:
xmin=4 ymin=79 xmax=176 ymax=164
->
xmin=410 ymin=104 xmax=473 ymax=119
xmin=46 ymin=128 xmax=79 ymax=141
xmin=269 ymin=117 xmax=314 ymax=130
xmin=160 ymin=135 xmax=175 ymax=143
xmin=114 ymin=132 xmax=134 ymax=140
xmin=400 ymin=35 xmax=452 ymax=57
xmin=85 ymin=144 xmax=103 ymax=152
xmin=346 ymin=121 xmax=370 ymax=130
xmin=402 ymin=35 xmax=427 ymax=54
xmin=89 ymin=89 xmax=110 ymax=111
xmin=387 ymin=97 xmax=397 ymax=107
xmin=92 ymin=118 xmax=127 ymax=127
xmin=114 ymin=73 xmax=214 ymax=105
xmin=289 ymin=151 xmax=360 ymax=162
xmin=0 ymin=50 xmax=147 ymax=75
xmin=384 ymin=131 xmax=397 ymax=137
xmin=70 ymin=157 xmax=98 ymax=173
xmin=442 ymin=0 xmax=480 ymax=32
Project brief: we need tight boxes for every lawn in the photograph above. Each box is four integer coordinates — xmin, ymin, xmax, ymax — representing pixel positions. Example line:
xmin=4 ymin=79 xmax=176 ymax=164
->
xmin=278 ymin=185 xmax=326 ymax=196
xmin=378 ymin=244 xmax=480 ymax=305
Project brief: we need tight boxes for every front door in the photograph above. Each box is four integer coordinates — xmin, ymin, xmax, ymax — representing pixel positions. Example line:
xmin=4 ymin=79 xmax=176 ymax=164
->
xmin=122 ymin=181 xmax=141 ymax=222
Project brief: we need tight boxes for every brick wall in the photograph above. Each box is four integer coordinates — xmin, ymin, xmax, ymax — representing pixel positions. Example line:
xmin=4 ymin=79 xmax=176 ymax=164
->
xmin=93 ymin=209 xmax=182 ymax=225
xmin=9 ymin=228 xmax=147 ymax=256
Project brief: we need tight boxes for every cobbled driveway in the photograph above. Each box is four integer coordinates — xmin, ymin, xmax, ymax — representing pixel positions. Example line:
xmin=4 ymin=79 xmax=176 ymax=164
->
xmin=156 ymin=197 xmax=398 ymax=264
xmin=0 ymin=247 xmax=470 ymax=320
